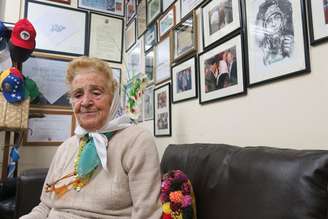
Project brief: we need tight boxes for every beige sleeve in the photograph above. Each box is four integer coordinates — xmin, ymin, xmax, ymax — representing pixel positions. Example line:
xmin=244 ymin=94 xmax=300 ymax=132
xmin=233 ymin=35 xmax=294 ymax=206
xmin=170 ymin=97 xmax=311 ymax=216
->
xmin=124 ymin=130 xmax=162 ymax=219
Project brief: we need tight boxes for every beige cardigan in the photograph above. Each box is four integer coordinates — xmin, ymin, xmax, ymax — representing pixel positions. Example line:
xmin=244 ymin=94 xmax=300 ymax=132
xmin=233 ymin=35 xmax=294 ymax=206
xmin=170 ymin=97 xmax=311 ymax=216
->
xmin=20 ymin=125 xmax=162 ymax=219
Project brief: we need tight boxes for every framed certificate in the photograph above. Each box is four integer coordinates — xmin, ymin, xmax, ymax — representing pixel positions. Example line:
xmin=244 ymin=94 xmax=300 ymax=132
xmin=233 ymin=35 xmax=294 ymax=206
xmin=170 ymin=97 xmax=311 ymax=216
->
xmin=21 ymin=55 xmax=72 ymax=109
xmin=78 ymin=0 xmax=124 ymax=17
xmin=24 ymin=108 xmax=75 ymax=146
xmin=89 ymin=13 xmax=123 ymax=63
xmin=25 ymin=0 xmax=88 ymax=56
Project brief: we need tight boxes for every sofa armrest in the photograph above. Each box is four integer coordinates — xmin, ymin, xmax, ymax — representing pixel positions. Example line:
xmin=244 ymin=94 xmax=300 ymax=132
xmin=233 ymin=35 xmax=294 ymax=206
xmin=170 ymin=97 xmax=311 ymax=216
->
xmin=0 ymin=177 xmax=16 ymax=201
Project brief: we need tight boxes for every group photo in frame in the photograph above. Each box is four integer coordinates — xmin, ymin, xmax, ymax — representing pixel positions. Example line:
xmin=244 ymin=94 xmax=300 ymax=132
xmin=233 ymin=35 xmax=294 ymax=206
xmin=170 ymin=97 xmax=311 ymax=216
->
xmin=147 ymin=0 xmax=161 ymax=25
xmin=143 ymin=85 xmax=154 ymax=121
xmin=125 ymin=18 xmax=136 ymax=51
xmin=172 ymin=11 xmax=197 ymax=62
xmin=155 ymin=36 xmax=171 ymax=83
xmin=137 ymin=0 xmax=147 ymax=38
xmin=245 ymin=0 xmax=310 ymax=86
xmin=308 ymin=0 xmax=328 ymax=45
xmin=171 ymin=56 xmax=198 ymax=103
xmin=89 ymin=13 xmax=123 ymax=63
xmin=144 ymin=23 xmax=157 ymax=52
xmin=21 ymin=55 xmax=72 ymax=108
xmin=145 ymin=49 xmax=156 ymax=84
xmin=25 ymin=0 xmax=88 ymax=56
xmin=77 ymin=0 xmax=124 ymax=16
xmin=154 ymin=83 xmax=171 ymax=137
xmin=198 ymin=34 xmax=245 ymax=104
xmin=157 ymin=5 xmax=176 ymax=40
xmin=201 ymin=0 xmax=241 ymax=49
xmin=24 ymin=108 xmax=75 ymax=146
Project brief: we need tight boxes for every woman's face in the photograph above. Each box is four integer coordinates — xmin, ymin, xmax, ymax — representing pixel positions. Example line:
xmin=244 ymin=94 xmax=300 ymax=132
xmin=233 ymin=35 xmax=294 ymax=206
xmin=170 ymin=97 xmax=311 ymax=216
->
xmin=70 ymin=69 xmax=112 ymax=131
xmin=265 ymin=13 xmax=283 ymax=34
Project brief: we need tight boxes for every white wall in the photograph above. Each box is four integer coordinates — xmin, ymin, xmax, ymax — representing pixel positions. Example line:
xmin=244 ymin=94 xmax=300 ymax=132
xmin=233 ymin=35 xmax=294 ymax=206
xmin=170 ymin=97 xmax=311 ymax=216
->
xmin=0 ymin=0 xmax=327 ymax=173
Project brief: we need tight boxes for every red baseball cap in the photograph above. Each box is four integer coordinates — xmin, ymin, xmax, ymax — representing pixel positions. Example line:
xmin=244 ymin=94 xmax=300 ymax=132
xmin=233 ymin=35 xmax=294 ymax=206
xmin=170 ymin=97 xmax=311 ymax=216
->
xmin=10 ymin=18 xmax=36 ymax=50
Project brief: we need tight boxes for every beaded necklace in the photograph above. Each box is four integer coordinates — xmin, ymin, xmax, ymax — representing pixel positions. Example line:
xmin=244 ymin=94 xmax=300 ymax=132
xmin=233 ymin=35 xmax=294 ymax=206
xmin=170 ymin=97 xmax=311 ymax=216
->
xmin=45 ymin=132 xmax=113 ymax=198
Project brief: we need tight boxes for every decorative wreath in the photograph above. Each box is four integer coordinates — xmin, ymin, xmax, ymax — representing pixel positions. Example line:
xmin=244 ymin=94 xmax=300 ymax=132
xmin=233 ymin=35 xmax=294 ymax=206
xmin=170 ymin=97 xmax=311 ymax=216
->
xmin=160 ymin=170 xmax=197 ymax=219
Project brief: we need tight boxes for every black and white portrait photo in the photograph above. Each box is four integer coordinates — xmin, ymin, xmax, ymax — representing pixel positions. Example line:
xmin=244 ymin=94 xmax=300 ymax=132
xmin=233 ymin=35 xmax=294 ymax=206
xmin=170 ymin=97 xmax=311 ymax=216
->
xmin=246 ymin=0 xmax=309 ymax=85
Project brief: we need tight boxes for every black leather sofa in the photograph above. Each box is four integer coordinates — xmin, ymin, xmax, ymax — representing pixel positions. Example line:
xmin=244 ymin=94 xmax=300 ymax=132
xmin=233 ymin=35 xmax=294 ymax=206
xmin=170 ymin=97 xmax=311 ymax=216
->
xmin=0 ymin=168 xmax=48 ymax=219
xmin=161 ymin=144 xmax=328 ymax=219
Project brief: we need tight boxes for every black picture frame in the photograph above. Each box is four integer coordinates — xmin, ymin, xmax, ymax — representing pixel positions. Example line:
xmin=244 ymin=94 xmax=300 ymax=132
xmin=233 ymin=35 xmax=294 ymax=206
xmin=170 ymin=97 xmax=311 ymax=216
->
xmin=147 ymin=0 xmax=162 ymax=25
xmin=171 ymin=55 xmax=198 ymax=103
xmin=88 ymin=12 xmax=124 ymax=63
xmin=201 ymin=0 xmax=241 ymax=50
xmin=308 ymin=0 xmax=328 ymax=45
xmin=25 ymin=0 xmax=89 ymax=56
xmin=180 ymin=0 xmax=204 ymax=19
xmin=161 ymin=0 xmax=176 ymax=13
xmin=198 ymin=33 xmax=246 ymax=104
xmin=145 ymin=49 xmax=155 ymax=84
xmin=126 ymin=0 xmax=137 ymax=25
xmin=244 ymin=0 xmax=310 ymax=86
xmin=154 ymin=83 xmax=171 ymax=137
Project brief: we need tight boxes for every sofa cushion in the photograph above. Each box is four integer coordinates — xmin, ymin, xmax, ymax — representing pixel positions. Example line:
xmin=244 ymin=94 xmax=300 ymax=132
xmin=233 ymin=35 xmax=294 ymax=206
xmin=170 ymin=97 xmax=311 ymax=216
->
xmin=160 ymin=144 xmax=328 ymax=219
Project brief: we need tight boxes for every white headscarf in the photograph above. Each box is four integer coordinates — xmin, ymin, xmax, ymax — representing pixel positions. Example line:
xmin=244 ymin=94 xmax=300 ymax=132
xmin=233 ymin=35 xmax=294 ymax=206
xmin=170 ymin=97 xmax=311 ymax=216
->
xmin=74 ymin=86 xmax=131 ymax=172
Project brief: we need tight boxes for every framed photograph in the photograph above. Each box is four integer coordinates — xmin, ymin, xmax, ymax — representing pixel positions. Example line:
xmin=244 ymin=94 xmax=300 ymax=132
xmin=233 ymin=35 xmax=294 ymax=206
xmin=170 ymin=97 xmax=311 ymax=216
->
xmin=245 ymin=0 xmax=310 ymax=86
xmin=127 ymin=40 xmax=142 ymax=76
xmin=78 ymin=0 xmax=124 ymax=16
xmin=112 ymin=67 xmax=122 ymax=88
xmin=157 ymin=6 xmax=176 ymax=40
xmin=154 ymin=83 xmax=171 ymax=136
xmin=47 ymin=0 xmax=71 ymax=4
xmin=198 ymin=34 xmax=245 ymax=104
xmin=24 ymin=108 xmax=75 ymax=146
xmin=25 ymin=0 xmax=88 ymax=56
xmin=144 ymin=23 xmax=157 ymax=52
xmin=202 ymin=0 xmax=241 ymax=49
xmin=162 ymin=0 xmax=176 ymax=12
xmin=126 ymin=0 xmax=137 ymax=24
xmin=172 ymin=11 xmax=197 ymax=62
xmin=125 ymin=18 xmax=136 ymax=51
xmin=89 ymin=13 xmax=123 ymax=63
xmin=145 ymin=49 xmax=156 ymax=84
xmin=155 ymin=36 xmax=171 ymax=83
xmin=143 ymin=85 xmax=154 ymax=120
xmin=147 ymin=0 xmax=161 ymax=25
xmin=21 ymin=55 xmax=72 ymax=108
xmin=180 ymin=0 xmax=203 ymax=19
xmin=137 ymin=0 xmax=147 ymax=38
xmin=171 ymin=56 xmax=197 ymax=103
xmin=308 ymin=0 xmax=328 ymax=45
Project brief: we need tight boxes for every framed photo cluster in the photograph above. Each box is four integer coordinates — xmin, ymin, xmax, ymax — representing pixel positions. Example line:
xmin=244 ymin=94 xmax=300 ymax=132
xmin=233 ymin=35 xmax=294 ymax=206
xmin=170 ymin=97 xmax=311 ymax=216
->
xmin=25 ymin=0 xmax=124 ymax=63
xmin=154 ymin=83 xmax=171 ymax=136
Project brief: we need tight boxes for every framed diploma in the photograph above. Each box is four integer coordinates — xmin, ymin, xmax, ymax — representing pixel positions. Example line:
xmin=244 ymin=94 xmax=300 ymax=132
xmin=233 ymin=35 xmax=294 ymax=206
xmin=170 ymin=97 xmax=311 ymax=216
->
xmin=24 ymin=108 xmax=75 ymax=146
xmin=89 ymin=13 xmax=123 ymax=63
xmin=155 ymin=36 xmax=171 ymax=84
xmin=78 ymin=0 xmax=124 ymax=17
xmin=180 ymin=0 xmax=204 ymax=19
xmin=25 ymin=0 xmax=88 ymax=56
xmin=21 ymin=55 xmax=72 ymax=109
xmin=126 ymin=18 xmax=137 ymax=52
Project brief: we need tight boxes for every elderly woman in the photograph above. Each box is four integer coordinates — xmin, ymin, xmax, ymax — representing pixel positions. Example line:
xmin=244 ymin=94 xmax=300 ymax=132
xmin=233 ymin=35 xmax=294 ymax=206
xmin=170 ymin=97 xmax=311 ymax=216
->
xmin=20 ymin=57 xmax=162 ymax=219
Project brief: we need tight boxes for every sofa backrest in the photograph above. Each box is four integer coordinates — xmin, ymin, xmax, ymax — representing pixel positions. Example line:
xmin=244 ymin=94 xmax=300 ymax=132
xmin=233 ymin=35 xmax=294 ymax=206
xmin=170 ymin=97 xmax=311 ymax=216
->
xmin=160 ymin=144 xmax=328 ymax=219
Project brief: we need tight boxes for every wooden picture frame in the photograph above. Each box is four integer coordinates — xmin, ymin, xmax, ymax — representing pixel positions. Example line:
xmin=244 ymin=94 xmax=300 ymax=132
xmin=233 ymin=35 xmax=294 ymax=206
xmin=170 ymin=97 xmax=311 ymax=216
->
xmin=125 ymin=18 xmax=137 ymax=52
xmin=155 ymin=36 xmax=171 ymax=84
xmin=147 ymin=0 xmax=162 ymax=25
xmin=126 ymin=0 xmax=137 ymax=25
xmin=157 ymin=5 xmax=176 ymax=41
xmin=47 ymin=0 xmax=71 ymax=5
xmin=24 ymin=108 xmax=75 ymax=146
xmin=137 ymin=0 xmax=147 ymax=38
xmin=78 ymin=0 xmax=124 ymax=16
